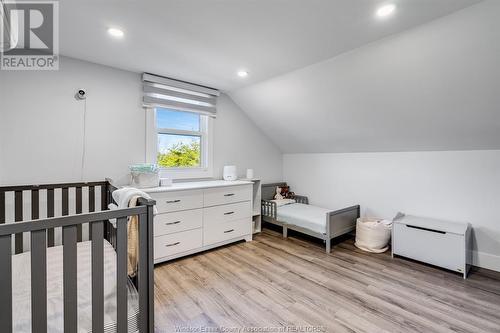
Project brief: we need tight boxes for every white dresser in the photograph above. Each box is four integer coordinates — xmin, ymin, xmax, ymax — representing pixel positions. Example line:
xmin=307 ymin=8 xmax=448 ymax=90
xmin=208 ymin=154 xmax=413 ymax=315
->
xmin=144 ymin=180 xmax=254 ymax=263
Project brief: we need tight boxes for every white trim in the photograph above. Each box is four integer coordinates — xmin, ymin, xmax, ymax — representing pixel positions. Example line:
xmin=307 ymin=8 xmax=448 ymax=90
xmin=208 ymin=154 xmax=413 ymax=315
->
xmin=145 ymin=108 xmax=214 ymax=180
xmin=145 ymin=109 xmax=157 ymax=164
xmin=472 ymin=250 xmax=500 ymax=272
xmin=157 ymin=128 xmax=201 ymax=136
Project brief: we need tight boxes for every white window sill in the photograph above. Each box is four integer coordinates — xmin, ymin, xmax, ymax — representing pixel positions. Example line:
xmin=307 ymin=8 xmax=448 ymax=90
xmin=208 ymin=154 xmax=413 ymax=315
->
xmin=159 ymin=167 xmax=213 ymax=180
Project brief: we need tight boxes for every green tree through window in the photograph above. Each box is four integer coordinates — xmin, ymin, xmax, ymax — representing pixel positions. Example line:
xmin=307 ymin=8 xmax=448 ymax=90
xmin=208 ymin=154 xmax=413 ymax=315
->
xmin=157 ymin=141 xmax=200 ymax=168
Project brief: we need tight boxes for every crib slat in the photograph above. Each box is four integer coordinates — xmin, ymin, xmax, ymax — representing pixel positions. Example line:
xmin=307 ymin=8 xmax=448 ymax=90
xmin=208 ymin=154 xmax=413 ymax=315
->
xmin=62 ymin=187 xmax=69 ymax=216
xmin=0 ymin=191 xmax=5 ymax=224
xmin=101 ymin=184 xmax=107 ymax=211
xmin=31 ymin=229 xmax=47 ymax=333
xmin=76 ymin=187 xmax=83 ymax=241
xmin=14 ymin=190 xmax=23 ymax=254
xmin=89 ymin=186 xmax=95 ymax=240
xmin=146 ymin=204 xmax=154 ymax=331
xmin=89 ymin=186 xmax=95 ymax=212
xmin=116 ymin=217 xmax=128 ymax=333
xmin=63 ymin=225 xmax=78 ymax=332
xmin=46 ymin=189 xmax=55 ymax=247
xmin=0 ymin=234 xmax=12 ymax=332
xmin=138 ymin=212 xmax=149 ymax=332
xmin=31 ymin=190 xmax=39 ymax=220
xmin=91 ymin=221 xmax=104 ymax=333
xmin=101 ymin=185 xmax=108 ymax=239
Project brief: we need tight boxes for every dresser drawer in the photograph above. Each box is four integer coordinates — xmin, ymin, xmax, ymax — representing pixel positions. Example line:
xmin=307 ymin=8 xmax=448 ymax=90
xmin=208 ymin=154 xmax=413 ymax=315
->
xmin=154 ymin=209 xmax=202 ymax=236
xmin=154 ymin=229 xmax=202 ymax=259
xmin=203 ymin=185 xmax=252 ymax=207
xmin=203 ymin=201 xmax=252 ymax=225
xmin=203 ymin=218 xmax=252 ymax=246
xmin=152 ymin=190 xmax=203 ymax=213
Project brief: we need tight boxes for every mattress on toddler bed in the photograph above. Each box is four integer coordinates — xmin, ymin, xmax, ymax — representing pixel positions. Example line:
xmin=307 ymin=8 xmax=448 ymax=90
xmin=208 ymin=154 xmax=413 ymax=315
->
xmin=13 ymin=240 xmax=139 ymax=333
xmin=277 ymin=203 xmax=331 ymax=235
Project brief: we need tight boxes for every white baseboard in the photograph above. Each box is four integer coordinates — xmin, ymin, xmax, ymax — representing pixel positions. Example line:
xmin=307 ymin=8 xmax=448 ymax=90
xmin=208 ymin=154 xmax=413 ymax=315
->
xmin=473 ymin=251 xmax=500 ymax=272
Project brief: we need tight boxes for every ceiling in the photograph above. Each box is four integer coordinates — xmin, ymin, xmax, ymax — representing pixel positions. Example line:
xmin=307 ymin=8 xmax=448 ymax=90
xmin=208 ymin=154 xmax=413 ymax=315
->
xmin=59 ymin=0 xmax=480 ymax=91
xmin=230 ymin=0 xmax=500 ymax=153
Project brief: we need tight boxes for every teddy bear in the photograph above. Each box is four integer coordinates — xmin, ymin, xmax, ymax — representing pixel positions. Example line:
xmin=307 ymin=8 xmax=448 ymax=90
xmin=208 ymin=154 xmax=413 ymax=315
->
xmin=280 ymin=186 xmax=295 ymax=199
xmin=275 ymin=186 xmax=296 ymax=200
xmin=274 ymin=186 xmax=284 ymax=200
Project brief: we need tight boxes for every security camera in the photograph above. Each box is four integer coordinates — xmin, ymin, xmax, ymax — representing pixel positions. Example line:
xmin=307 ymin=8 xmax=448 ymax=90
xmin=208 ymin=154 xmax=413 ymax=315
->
xmin=76 ymin=89 xmax=87 ymax=100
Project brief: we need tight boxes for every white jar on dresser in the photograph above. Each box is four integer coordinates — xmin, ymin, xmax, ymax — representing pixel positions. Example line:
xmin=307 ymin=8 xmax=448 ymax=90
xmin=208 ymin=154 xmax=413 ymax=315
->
xmin=144 ymin=180 xmax=254 ymax=263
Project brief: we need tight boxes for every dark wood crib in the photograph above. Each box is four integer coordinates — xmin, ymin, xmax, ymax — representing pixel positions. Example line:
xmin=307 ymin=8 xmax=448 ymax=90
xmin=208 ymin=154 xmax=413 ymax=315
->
xmin=0 ymin=180 xmax=155 ymax=333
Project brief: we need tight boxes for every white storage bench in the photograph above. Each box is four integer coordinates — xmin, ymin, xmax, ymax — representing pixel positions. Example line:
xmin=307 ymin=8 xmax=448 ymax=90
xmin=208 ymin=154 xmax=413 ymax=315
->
xmin=392 ymin=213 xmax=472 ymax=279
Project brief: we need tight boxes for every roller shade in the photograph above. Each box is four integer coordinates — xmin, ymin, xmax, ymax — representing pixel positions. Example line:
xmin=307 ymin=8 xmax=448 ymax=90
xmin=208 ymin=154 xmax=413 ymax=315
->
xmin=142 ymin=73 xmax=220 ymax=117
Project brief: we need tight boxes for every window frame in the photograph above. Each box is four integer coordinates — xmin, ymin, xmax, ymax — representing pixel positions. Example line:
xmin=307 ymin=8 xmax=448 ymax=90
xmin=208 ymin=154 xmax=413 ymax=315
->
xmin=146 ymin=108 xmax=213 ymax=180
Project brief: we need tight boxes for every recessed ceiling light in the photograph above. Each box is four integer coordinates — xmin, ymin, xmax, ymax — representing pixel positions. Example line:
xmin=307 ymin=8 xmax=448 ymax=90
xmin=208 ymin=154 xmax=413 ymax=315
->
xmin=376 ymin=4 xmax=396 ymax=18
xmin=107 ymin=28 xmax=124 ymax=38
xmin=237 ymin=70 xmax=249 ymax=78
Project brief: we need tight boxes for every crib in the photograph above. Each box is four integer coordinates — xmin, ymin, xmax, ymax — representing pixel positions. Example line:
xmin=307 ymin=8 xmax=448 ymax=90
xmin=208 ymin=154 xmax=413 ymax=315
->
xmin=0 ymin=180 xmax=155 ymax=332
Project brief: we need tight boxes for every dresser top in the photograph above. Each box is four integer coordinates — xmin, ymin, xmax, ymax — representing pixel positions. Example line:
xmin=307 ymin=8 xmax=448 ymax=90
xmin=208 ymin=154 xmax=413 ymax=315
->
xmin=142 ymin=180 xmax=253 ymax=193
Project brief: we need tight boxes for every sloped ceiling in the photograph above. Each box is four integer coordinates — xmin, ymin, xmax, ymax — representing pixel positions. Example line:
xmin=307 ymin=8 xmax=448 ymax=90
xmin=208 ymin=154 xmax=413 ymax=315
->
xmin=231 ymin=0 xmax=500 ymax=153
xmin=59 ymin=0 xmax=479 ymax=91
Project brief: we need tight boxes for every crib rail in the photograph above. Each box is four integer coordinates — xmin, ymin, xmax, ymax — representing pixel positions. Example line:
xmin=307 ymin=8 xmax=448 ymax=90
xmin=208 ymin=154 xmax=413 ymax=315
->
xmin=0 ymin=181 xmax=109 ymax=253
xmin=261 ymin=199 xmax=277 ymax=220
xmin=261 ymin=194 xmax=309 ymax=221
xmin=294 ymin=195 xmax=309 ymax=204
xmin=0 ymin=187 xmax=156 ymax=333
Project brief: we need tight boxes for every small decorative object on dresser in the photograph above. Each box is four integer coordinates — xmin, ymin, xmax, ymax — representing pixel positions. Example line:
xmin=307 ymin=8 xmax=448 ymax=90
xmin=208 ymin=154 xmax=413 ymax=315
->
xmin=144 ymin=180 xmax=253 ymax=263
xmin=392 ymin=213 xmax=472 ymax=279
xmin=160 ymin=178 xmax=173 ymax=187
xmin=129 ymin=163 xmax=159 ymax=188
xmin=223 ymin=165 xmax=238 ymax=181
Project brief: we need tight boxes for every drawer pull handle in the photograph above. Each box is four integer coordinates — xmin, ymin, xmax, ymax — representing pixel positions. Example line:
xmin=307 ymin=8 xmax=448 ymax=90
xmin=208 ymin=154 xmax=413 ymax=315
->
xmin=224 ymin=211 xmax=235 ymax=215
xmin=224 ymin=229 xmax=235 ymax=233
xmin=166 ymin=199 xmax=181 ymax=204
xmin=224 ymin=193 xmax=235 ymax=197
xmin=406 ymin=224 xmax=446 ymax=234
xmin=165 ymin=221 xmax=181 ymax=226
xmin=165 ymin=242 xmax=180 ymax=247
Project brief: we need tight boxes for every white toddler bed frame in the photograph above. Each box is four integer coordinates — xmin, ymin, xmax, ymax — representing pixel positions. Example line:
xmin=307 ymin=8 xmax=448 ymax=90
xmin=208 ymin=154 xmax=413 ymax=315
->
xmin=261 ymin=182 xmax=359 ymax=253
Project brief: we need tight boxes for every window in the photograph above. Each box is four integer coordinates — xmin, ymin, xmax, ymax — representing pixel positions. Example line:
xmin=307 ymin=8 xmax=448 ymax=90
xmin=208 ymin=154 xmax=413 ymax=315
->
xmin=146 ymin=108 xmax=213 ymax=179
xmin=143 ymin=73 xmax=218 ymax=179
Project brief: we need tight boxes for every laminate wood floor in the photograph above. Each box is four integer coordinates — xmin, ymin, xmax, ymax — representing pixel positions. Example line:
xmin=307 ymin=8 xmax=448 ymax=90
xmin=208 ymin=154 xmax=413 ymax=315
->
xmin=154 ymin=228 xmax=500 ymax=333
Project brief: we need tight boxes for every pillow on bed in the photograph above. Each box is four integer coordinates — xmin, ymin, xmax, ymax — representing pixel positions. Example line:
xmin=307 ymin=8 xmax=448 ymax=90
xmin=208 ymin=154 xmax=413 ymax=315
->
xmin=270 ymin=198 xmax=296 ymax=207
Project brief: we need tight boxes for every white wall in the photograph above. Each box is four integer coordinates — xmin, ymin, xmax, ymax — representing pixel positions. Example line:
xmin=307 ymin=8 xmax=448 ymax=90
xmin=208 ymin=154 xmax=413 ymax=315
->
xmin=284 ymin=150 xmax=500 ymax=271
xmin=0 ymin=56 xmax=282 ymax=185
xmin=0 ymin=57 xmax=145 ymax=184
xmin=213 ymin=94 xmax=282 ymax=183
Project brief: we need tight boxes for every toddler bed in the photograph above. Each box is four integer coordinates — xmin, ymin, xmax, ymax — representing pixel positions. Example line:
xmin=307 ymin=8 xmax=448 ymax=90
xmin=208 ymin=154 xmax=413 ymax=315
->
xmin=0 ymin=181 xmax=155 ymax=333
xmin=261 ymin=183 xmax=359 ymax=253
